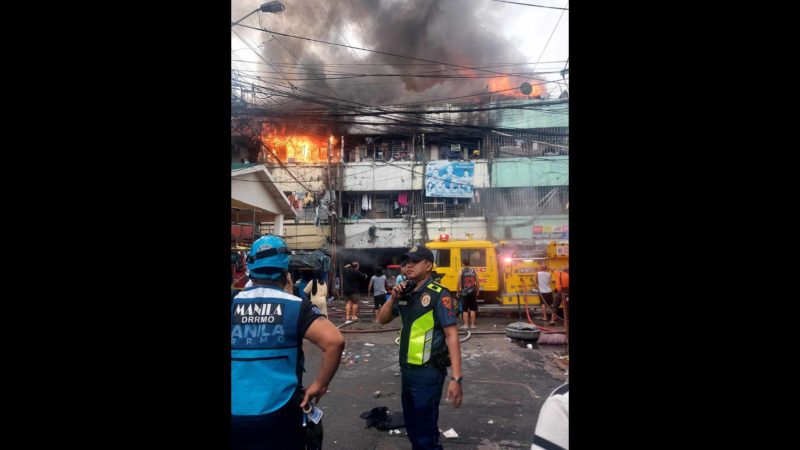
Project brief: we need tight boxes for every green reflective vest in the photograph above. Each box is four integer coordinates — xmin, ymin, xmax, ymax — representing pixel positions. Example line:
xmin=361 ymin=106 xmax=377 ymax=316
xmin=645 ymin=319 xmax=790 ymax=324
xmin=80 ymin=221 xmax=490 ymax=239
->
xmin=397 ymin=279 xmax=446 ymax=366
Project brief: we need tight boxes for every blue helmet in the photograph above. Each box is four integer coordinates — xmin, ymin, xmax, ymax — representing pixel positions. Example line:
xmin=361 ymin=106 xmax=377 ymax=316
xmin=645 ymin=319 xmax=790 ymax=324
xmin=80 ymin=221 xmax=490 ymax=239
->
xmin=246 ymin=235 xmax=291 ymax=280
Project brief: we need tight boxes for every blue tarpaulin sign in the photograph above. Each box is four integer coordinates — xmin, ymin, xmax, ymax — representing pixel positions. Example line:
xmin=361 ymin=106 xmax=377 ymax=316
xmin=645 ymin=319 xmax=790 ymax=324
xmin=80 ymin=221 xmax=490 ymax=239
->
xmin=425 ymin=161 xmax=474 ymax=198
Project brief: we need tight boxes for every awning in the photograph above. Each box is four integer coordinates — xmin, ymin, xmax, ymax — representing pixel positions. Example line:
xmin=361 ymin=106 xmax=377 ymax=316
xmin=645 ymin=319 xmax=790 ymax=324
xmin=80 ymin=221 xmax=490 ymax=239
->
xmin=231 ymin=164 xmax=297 ymax=222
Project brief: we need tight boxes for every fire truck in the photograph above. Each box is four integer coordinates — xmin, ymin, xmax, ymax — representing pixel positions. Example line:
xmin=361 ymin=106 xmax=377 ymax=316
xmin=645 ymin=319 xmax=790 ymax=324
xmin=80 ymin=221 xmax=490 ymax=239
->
xmin=427 ymin=235 xmax=568 ymax=306
xmin=426 ymin=235 xmax=500 ymax=303
xmin=497 ymin=240 xmax=567 ymax=305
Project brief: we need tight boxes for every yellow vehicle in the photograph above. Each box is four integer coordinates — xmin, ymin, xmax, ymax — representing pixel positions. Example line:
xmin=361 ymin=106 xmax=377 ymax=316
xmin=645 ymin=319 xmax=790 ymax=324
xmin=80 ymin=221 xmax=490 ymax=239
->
xmin=545 ymin=240 xmax=569 ymax=270
xmin=498 ymin=241 xmax=545 ymax=305
xmin=426 ymin=236 xmax=500 ymax=303
xmin=498 ymin=240 xmax=569 ymax=305
xmin=427 ymin=236 xmax=568 ymax=305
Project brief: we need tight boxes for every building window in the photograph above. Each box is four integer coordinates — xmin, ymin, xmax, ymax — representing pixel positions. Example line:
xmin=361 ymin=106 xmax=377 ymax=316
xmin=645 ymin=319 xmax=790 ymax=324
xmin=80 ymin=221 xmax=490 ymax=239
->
xmin=488 ymin=186 xmax=569 ymax=216
xmin=432 ymin=249 xmax=451 ymax=268
xmin=373 ymin=194 xmax=393 ymax=219
xmin=464 ymin=249 xmax=486 ymax=267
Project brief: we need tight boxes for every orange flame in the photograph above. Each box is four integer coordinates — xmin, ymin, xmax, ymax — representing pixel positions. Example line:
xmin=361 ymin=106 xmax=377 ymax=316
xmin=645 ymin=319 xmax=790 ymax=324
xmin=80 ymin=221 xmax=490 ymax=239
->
xmin=260 ymin=126 xmax=338 ymax=163
xmin=487 ymin=77 xmax=545 ymax=98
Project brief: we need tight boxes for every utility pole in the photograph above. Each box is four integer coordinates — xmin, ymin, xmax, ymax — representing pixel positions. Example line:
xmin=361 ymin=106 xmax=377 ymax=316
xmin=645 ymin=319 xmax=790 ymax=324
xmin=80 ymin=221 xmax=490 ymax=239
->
xmin=336 ymin=136 xmax=345 ymax=299
xmin=409 ymin=135 xmax=415 ymax=247
xmin=486 ymin=131 xmax=495 ymax=242
xmin=327 ymin=136 xmax=335 ymax=289
xmin=420 ymin=133 xmax=430 ymax=244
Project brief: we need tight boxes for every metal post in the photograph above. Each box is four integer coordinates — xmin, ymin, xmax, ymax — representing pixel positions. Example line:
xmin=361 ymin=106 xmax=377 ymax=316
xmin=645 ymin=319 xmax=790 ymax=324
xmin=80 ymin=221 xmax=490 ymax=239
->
xmin=563 ymin=295 xmax=569 ymax=347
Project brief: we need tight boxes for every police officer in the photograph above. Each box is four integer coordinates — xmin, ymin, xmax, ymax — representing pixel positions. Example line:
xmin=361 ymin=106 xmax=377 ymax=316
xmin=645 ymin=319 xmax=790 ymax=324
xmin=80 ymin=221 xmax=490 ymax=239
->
xmin=377 ymin=245 xmax=463 ymax=450
xmin=231 ymin=235 xmax=345 ymax=450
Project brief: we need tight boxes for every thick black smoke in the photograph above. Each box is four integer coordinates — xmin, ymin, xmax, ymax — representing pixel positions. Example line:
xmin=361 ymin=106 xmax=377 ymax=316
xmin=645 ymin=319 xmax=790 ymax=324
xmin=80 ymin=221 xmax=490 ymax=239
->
xmin=232 ymin=0 xmax=553 ymax=107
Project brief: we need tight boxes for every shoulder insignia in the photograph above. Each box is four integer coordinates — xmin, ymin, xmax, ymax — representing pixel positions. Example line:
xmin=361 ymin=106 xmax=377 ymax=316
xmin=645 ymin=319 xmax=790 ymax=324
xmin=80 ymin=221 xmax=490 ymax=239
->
xmin=426 ymin=283 xmax=443 ymax=293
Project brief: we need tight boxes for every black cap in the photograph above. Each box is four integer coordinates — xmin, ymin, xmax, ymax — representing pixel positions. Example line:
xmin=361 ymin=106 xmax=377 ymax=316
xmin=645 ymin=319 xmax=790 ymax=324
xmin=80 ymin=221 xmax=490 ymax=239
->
xmin=401 ymin=245 xmax=434 ymax=263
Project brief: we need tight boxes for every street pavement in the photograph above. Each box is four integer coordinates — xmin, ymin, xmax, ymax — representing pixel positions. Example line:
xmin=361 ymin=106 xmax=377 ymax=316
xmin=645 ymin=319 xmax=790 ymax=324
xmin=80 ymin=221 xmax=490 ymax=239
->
xmin=302 ymin=302 xmax=568 ymax=450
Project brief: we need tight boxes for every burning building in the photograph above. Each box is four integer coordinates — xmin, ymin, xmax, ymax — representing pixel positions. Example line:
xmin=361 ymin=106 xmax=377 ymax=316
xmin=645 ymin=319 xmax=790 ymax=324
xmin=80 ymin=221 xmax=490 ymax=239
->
xmin=233 ymin=98 xmax=568 ymax=282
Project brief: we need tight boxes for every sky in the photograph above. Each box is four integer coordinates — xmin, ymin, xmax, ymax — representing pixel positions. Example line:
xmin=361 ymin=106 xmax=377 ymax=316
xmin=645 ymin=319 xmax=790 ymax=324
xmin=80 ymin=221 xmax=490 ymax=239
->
xmin=231 ymin=0 xmax=569 ymax=109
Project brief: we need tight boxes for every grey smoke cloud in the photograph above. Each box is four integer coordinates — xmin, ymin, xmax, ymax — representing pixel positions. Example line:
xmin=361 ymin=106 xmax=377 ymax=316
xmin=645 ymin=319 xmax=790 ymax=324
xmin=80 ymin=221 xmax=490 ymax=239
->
xmin=232 ymin=0 xmax=558 ymax=107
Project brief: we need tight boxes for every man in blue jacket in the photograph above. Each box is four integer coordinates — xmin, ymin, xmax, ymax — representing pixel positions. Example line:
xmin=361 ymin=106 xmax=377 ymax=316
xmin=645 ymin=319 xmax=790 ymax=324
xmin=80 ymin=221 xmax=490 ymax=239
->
xmin=232 ymin=235 xmax=345 ymax=450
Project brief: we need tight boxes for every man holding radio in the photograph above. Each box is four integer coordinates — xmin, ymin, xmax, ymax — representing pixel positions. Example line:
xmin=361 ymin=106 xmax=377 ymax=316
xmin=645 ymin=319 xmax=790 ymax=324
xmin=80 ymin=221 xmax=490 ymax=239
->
xmin=377 ymin=244 xmax=463 ymax=450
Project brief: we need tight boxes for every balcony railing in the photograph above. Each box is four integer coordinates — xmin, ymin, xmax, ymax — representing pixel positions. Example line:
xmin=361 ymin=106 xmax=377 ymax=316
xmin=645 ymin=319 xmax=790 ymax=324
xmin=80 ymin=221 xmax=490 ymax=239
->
xmin=423 ymin=201 xmax=485 ymax=218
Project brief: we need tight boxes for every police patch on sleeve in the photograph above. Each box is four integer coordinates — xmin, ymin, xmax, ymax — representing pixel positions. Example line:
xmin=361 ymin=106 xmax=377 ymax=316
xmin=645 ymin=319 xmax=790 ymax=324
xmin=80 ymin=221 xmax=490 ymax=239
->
xmin=233 ymin=302 xmax=284 ymax=324
xmin=442 ymin=295 xmax=453 ymax=310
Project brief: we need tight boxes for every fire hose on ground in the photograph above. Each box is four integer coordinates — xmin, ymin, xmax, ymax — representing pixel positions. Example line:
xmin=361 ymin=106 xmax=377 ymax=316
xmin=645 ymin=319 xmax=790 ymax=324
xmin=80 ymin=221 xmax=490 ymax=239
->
xmin=519 ymin=277 xmax=565 ymax=334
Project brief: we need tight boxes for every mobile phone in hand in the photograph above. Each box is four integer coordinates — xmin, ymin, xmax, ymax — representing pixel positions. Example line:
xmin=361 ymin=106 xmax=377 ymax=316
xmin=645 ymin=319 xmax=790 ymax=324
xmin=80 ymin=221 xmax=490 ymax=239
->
xmin=303 ymin=402 xmax=323 ymax=424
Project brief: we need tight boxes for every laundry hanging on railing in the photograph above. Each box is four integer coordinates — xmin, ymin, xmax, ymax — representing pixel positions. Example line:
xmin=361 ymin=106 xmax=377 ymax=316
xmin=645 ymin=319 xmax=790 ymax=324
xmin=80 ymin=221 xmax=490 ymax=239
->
xmin=361 ymin=194 xmax=372 ymax=210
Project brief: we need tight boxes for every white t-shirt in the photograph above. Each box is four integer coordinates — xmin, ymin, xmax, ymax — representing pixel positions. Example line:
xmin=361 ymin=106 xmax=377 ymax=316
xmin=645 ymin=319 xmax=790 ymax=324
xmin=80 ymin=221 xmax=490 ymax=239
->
xmin=537 ymin=270 xmax=553 ymax=293
xmin=531 ymin=383 xmax=568 ymax=450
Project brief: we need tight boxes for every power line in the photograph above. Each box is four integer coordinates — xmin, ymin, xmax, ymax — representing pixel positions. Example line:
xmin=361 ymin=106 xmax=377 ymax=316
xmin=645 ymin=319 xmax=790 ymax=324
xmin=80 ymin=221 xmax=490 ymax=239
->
xmin=231 ymin=59 xmax=568 ymax=67
xmin=229 ymin=68 xmax=565 ymax=81
xmin=312 ymin=0 xmax=385 ymax=104
xmin=349 ymin=0 xmax=369 ymax=46
xmin=531 ymin=2 xmax=569 ymax=74
xmin=315 ymin=0 xmax=362 ymax=62
xmin=231 ymin=58 xmax=565 ymax=105
xmin=232 ymin=163 xmax=386 ymax=182
xmin=233 ymin=159 xmax=568 ymax=189
xmin=235 ymin=70 xmax=559 ymax=110
xmin=237 ymin=24 xmax=538 ymax=82
xmin=257 ymin=141 xmax=316 ymax=193
xmin=231 ymin=28 xmax=296 ymax=91
xmin=492 ymin=0 xmax=569 ymax=10
xmin=387 ymin=80 xmax=558 ymax=106
xmin=234 ymin=72 xmax=567 ymax=136
xmin=258 ymin=14 xmax=343 ymax=100
xmin=268 ymin=101 xmax=568 ymax=117
xmin=234 ymin=74 xmax=504 ymax=136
